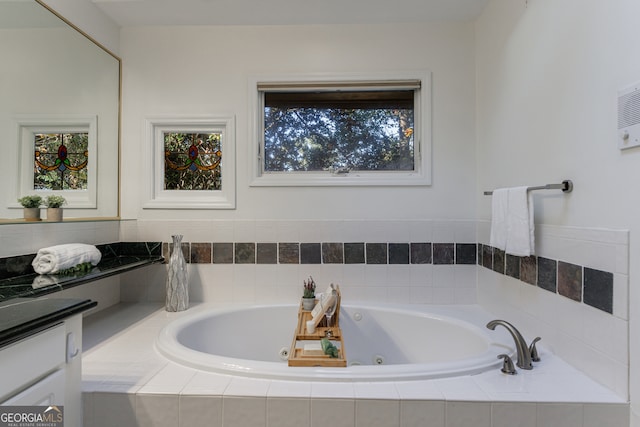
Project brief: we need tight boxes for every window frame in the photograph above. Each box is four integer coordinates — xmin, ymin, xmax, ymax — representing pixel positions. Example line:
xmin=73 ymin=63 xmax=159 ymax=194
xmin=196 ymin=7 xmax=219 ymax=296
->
xmin=143 ymin=116 xmax=236 ymax=210
xmin=249 ymin=72 xmax=432 ymax=187
xmin=11 ymin=115 xmax=98 ymax=209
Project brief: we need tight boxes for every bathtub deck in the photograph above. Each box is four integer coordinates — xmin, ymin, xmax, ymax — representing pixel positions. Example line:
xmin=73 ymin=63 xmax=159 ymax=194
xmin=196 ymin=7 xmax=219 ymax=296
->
xmin=81 ymin=302 xmax=629 ymax=427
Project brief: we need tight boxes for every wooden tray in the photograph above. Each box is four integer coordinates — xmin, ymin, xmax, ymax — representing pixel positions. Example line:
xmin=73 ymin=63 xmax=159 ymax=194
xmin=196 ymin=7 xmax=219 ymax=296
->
xmin=288 ymin=289 xmax=346 ymax=367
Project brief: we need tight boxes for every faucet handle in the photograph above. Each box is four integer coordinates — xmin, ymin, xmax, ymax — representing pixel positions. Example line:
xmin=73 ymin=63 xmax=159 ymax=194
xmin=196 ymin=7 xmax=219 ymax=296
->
xmin=529 ymin=337 xmax=541 ymax=362
xmin=497 ymin=354 xmax=517 ymax=375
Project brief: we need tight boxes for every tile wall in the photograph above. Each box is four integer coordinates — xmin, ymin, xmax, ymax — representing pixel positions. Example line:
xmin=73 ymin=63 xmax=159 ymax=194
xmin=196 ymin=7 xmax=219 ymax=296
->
xmin=476 ymin=221 xmax=629 ymax=399
xmin=119 ymin=219 xmax=481 ymax=305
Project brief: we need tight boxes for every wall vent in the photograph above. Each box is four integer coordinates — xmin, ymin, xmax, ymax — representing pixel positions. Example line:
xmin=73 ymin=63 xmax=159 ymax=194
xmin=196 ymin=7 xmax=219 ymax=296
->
xmin=618 ymin=82 xmax=640 ymax=150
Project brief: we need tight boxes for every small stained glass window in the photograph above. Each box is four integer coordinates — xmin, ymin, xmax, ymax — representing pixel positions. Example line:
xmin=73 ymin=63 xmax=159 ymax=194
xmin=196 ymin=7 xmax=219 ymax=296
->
xmin=34 ymin=132 xmax=88 ymax=190
xmin=164 ymin=132 xmax=222 ymax=191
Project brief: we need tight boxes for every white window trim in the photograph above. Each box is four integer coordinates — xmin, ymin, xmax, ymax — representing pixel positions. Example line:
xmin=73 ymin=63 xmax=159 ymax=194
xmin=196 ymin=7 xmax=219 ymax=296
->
xmin=143 ymin=116 xmax=236 ymax=210
xmin=248 ymin=71 xmax=432 ymax=187
xmin=10 ymin=114 xmax=98 ymax=209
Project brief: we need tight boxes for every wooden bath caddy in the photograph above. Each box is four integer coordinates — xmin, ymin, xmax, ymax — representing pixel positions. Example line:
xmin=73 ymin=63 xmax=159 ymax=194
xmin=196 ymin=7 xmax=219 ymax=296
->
xmin=288 ymin=288 xmax=347 ymax=367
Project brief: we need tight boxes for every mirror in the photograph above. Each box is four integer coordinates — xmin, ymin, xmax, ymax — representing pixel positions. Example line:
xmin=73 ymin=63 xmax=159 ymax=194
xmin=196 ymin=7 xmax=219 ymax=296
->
xmin=0 ymin=0 xmax=120 ymax=222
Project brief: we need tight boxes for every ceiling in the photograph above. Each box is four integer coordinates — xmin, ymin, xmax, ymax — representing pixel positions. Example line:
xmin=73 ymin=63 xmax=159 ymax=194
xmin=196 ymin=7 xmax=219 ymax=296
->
xmin=89 ymin=0 xmax=490 ymax=27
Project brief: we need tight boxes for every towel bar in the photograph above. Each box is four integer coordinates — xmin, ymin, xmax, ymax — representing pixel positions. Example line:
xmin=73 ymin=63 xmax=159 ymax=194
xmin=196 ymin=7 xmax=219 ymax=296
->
xmin=484 ymin=180 xmax=573 ymax=196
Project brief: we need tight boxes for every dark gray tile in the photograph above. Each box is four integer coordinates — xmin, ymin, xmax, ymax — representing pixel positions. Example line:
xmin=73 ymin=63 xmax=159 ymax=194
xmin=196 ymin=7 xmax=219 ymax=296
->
xmin=520 ymin=256 xmax=537 ymax=285
xmin=505 ymin=254 xmax=520 ymax=279
xmin=344 ymin=243 xmax=365 ymax=264
xmin=366 ymin=243 xmax=387 ymax=264
xmin=456 ymin=243 xmax=477 ymax=265
xmin=235 ymin=243 xmax=255 ymax=264
xmin=389 ymin=243 xmax=409 ymax=264
xmin=212 ymin=243 xmax=234 ymax=264
xmin=537 ymin=257 xmax=557 ymax=293
xmin=169 ymin=241 xmax=190 ymax=263
xmin=190 ymin=243 xmax=212 ymax=264
xmin=410 ymin=243 xmax=431 ymax=264
xmin=492 ymin=248 xmax=505 ymax=274
xmin=278 ymin=243 xmax=299 ymax=264
xmin=433 ymin=243 xmax=454 ymax=264
xmin=584 ymin=267 xmax=613 ymax=314
xmin=257 ymin=243 xmax=277 ymax=264
xmin=477 ymin=244 xmax=482 ymax=265
xmin=482 ymin=245 xmax=493 ymax=269
xmin=301 ymin=243 xmax=321 ymax=264
xmin=322 ymin=243 xmax=344 ymax=264
xmin=558 ymin=261 xmax=582 ymax=302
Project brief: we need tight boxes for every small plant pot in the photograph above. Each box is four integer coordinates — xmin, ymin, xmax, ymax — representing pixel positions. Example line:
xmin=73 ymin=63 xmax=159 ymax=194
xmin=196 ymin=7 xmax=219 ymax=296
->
xmin=46 ymin=208 xmax=63 ymax=222
xmin=302 ymin=297 xmax=316 ymax=311
xmin=23 ymin=207 xmax=41 ymax=222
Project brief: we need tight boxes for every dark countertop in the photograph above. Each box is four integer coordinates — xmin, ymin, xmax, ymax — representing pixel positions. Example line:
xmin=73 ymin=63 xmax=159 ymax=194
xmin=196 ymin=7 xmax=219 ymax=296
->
xmin=0 ymin=242 xmax=163 ymax=347
xmin=0 ymin=298 xmax=98 ymax=348
xmin=0 ymin=255 xmax=164 ymax=303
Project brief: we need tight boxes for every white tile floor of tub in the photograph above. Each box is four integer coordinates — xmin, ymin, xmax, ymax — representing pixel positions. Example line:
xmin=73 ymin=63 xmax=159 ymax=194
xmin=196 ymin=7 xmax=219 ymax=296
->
xmin=81 ymin=303 xmax=629 ymax=427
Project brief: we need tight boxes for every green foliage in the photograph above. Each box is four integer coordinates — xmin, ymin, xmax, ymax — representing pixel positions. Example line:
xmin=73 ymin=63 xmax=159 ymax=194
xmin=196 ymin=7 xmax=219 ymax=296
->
xmin=18 ymin=195 xmax=42 ymax=208
xmin=264 ymin=107 xmax=414 ymax=172
xmin=56 ymin=262 xmax=94 ymax=276
xmin=44 ymin=195 xmax=67 ymax=208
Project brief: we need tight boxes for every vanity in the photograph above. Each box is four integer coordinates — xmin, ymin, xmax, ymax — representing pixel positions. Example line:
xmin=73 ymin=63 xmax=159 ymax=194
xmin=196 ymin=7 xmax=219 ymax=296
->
xmin=0 ymin=242 xmax=163 ymax=427
xmin=0 ymin=299 xmax=95 ymax=426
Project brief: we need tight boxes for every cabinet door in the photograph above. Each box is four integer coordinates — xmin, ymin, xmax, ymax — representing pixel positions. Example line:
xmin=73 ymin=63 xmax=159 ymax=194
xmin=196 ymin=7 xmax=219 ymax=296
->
xmin=1 ymin=369 xmax=65 ymax=406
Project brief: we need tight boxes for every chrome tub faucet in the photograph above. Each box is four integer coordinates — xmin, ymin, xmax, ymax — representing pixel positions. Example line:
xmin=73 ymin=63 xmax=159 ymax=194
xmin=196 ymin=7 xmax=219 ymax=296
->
xmin=486 ymin=319 xmax=540 ymax=370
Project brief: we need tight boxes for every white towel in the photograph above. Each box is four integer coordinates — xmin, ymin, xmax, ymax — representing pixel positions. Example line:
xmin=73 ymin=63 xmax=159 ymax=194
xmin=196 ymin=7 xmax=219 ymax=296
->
xmin=505 ymin=187 xmax=535 ymax=256
xmin=32 ymin=243 xmax=102 ymax=275
xmin=489 ymin=188 xmax=509 ymax=251
xmin=489 ymin=187 xmax=535 ymax=257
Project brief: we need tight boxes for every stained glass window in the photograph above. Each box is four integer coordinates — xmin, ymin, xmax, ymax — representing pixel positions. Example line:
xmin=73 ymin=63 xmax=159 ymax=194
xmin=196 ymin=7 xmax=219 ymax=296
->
xmin=34 ymin=132 xmax=88 ymax=190
xmin=164 ymin=132 xmax=222 ymax=191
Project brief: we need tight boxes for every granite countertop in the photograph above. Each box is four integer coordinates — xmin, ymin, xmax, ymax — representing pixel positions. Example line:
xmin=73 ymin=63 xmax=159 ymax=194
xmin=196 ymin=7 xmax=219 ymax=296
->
xmin=0 ymin=242 xmax=165 ymax=350
xmin=0 ymin=298 xmax=98 ymax=348
xmin=0 ymin=255 xmax=164 ymax=302
xmin=0 ymin=242 xmax=164 ymax=303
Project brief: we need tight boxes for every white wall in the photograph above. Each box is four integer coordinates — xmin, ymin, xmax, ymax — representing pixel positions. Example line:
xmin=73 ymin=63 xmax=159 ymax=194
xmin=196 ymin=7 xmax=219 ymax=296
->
xmin=42 ymin=0 xmax=120 ymax=54
xmin=475 ymin=0 xmax=640 ymax=418
xmin=119 ymin=23 xmax=477 ymax=221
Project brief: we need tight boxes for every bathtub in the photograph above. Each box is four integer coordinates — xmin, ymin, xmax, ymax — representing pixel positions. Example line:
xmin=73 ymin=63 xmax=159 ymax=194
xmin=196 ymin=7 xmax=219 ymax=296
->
xmin=155 ymin=303 xmax=513 ymax=381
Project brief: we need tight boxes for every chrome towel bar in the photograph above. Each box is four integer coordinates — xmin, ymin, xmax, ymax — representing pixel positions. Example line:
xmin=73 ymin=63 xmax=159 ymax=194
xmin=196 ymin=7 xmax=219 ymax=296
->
xmin=484 ymin=180 xmax=573 ymax=196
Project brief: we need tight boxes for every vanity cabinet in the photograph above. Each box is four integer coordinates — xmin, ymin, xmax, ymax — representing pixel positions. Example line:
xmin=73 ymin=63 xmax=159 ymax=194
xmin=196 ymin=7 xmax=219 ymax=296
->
xmin=0 ymin=299 xmax=95 ymax=427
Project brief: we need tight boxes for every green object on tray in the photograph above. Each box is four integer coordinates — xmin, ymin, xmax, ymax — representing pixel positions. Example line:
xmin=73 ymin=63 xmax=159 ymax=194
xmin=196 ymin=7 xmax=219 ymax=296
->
xmin=321 ymin=337 xmax=339 ymax=358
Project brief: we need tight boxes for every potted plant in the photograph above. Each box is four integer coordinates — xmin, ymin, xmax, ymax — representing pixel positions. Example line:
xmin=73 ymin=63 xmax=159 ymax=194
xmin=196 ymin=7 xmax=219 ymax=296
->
xmin=302 ymin=276 xmax=316 ymax=310
xmin=44 ymin=195 xmax=66 ymax=222
xmin=18 ymin=195 xmax=42 ymax=221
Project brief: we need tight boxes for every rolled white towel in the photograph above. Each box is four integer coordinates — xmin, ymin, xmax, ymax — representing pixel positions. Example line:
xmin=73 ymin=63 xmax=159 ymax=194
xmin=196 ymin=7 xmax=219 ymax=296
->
xmin=32 ymin=243 xmax=102 ymax=275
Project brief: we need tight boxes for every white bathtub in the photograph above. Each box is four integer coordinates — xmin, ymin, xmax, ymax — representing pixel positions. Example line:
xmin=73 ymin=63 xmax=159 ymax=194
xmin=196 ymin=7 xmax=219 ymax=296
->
xmin=155 ymin=303 xmax=513 ymax=381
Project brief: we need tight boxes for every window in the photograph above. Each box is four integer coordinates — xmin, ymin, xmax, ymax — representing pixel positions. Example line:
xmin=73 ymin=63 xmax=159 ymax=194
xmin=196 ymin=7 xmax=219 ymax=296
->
xmin=13 ymin=115 xmax=98 ymax=209
xmin=250 ymin=73 xmax=431 ymax=186
xmin=34 ymin=132 xmax=89 ymax=190
xmin=163 ymin=132 xmax=222 ymax=191
xmin=144 ymin=117 xmax=236 ymax=209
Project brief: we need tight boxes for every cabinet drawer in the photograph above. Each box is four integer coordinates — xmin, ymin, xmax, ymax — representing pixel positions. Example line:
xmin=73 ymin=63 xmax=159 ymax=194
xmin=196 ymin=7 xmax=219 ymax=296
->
xmin=1 ymin=369 xmax=65 ymax=406
xmin=0 ymin=324 xmax=66 ymax=402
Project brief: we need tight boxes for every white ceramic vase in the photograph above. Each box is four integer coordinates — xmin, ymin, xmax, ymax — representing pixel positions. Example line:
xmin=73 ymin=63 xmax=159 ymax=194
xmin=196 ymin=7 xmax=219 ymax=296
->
xmin=166 ymin=234 xmax=189 ymax=312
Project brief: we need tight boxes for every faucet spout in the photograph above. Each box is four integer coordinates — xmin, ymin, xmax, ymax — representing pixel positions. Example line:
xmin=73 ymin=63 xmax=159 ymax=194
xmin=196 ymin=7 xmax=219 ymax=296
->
xmin=486 ymin=320 xmax=533 ymax=370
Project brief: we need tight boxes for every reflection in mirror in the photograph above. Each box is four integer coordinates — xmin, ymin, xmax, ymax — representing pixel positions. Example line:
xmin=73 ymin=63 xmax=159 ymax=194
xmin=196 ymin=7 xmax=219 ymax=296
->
xmin=0 ymin=0 xmax=120 ymax=222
